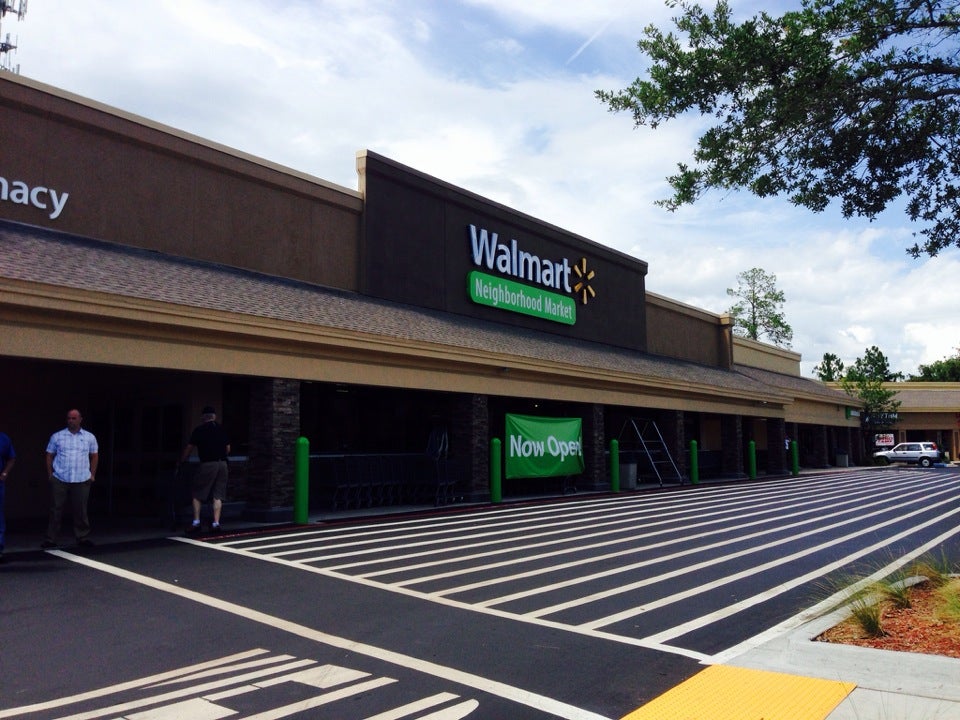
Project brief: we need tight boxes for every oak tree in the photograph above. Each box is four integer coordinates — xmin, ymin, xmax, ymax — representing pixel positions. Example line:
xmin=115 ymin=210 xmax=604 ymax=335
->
xmin=597 ymin=0 xmax=960 ymax=257
xmin=909 ymin=347 xmax=960 ymax=380
xmin=839 ymin=345 xmax=902 ymax=455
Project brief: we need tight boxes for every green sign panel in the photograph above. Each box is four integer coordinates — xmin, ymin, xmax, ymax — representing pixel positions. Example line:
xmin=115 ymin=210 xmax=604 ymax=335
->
xmin=505 ymin=414 xmax=584 ymax=479
xmin=468 ymin=271 xmax=576 ymax=325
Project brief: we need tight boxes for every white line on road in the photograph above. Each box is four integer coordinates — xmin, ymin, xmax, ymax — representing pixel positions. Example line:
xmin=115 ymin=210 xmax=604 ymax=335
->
xmin=500 ymin=483 xmax=959 ymax=617
xmin=429 ymin=476 xmax=940 ymax=598
xmin=42 ymin=551 xmax=613 ymax=720
xmin=373 ymin=473 xmax=915 ymax=583
xmin=603 ymin=503 xmax=960 ymax=639
xmin=0 ymin=650 xmax=271 ymax=719
xmin=705 ymin=519 xmax=960 ymax=664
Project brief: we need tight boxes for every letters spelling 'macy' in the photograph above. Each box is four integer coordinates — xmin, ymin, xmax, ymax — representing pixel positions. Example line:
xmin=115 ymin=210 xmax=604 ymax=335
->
xmin=0 ymin=176 xmax=69 ymax=220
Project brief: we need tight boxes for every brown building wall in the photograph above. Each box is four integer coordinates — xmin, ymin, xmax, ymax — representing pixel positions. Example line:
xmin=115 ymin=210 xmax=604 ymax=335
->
xmin=1 ymin=74 xmax=362 ymax=290
xmin=645 ymin=292 xmax=733 ymax=368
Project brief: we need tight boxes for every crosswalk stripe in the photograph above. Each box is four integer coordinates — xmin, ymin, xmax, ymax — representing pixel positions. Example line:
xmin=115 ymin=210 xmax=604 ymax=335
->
xmin=199 ymin=470 xmax=960 ymax=661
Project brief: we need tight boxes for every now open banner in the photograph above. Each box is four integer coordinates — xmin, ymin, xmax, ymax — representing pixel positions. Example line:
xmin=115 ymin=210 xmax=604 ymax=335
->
xmin=505 ymin=414 xmax=584 ymax=479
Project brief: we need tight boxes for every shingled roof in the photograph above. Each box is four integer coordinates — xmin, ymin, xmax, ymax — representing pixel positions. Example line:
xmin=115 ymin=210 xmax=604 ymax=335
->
xmin=1 ymin=219 xmax=787 ymax=401
xmin=734 ymin=364 xmax=856 ymax=406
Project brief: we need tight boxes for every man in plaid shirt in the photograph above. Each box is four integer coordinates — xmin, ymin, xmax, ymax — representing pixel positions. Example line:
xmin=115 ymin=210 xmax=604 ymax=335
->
xmin=43 ymin=409 xmax=99 ymax=549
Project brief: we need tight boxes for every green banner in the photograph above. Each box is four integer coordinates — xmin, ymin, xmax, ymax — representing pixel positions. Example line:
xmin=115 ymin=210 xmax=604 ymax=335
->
xmin=468 ymin=271 xmax=576 ymax=325
xmin=505 ymin=414 xmax=584 ymax=479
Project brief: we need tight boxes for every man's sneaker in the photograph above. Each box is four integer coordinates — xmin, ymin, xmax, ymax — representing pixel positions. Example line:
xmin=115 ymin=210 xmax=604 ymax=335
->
xmin=41 ymin=540 xmax=58 ymax=549
xmin=186 ymin=522 xmax=201 ymax=536
xmin=77 ymin=538 xmax=95 ymax=548
xmin=211 ymin=523 xmax=222 ymax=534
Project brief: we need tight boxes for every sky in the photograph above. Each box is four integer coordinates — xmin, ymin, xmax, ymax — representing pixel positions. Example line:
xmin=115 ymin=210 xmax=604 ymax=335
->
xmin=5 ymin=0 xmax=960 ymax=378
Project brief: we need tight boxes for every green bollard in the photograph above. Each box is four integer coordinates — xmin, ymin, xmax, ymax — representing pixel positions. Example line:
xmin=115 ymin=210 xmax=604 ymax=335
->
xmin=490 ymin=437 xmax=502 ymax=504
xmin=791 ymin=439 xmax=800 ymax=476
xmin=689 ymin=439 xmax=699 ymax=485
xmin=610 ymin=438 xmax=620 ymax=493
xmin=748 ymin=440 xmax=757 ymax=480
xmin=294 ymin=436 xmax=310 ymax=524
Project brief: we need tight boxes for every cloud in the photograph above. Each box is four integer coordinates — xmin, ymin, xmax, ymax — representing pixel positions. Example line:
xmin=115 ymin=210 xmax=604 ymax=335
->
xmin=12 ymin=0 xmax=960 ymax=379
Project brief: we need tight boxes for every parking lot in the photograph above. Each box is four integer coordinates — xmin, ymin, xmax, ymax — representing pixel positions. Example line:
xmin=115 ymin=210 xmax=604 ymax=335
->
xmin=2 ymin=466 xmax=959 ymax=719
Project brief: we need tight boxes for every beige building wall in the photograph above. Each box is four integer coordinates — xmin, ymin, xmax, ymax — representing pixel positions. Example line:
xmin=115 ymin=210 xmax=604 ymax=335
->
xmin=733 ymin=336 xmax=802 ymax=375
xmin=645 ymin=292 xmax=733 ymax=368
xmin=886 ymin=383 xmax=960 ymax=458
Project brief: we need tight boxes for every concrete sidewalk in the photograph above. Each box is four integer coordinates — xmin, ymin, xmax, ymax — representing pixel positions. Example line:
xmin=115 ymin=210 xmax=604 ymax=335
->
xmin=713 ymin=589 xmax=960 ymax=719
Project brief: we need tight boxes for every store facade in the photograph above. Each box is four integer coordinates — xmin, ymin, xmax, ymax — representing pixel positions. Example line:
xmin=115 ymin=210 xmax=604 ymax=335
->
xmin=0 ymin=73 xmax=861 ymax=524
xmin=864 ymin=384 xmax=960 ymax=461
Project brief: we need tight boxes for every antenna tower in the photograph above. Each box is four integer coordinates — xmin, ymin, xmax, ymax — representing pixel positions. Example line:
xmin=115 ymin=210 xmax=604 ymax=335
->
xmin=0 ymin=0 xmax=28 ymax=74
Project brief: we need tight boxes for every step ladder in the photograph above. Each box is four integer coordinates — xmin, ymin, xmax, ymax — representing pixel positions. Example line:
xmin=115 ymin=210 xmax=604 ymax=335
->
xmin=617 ymin=418 xmax=684 ymax=487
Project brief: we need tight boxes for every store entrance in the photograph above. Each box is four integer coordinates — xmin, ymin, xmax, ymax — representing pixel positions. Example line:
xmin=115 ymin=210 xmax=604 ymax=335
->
xmin=0 ymin=357 xmax=223 ymax=523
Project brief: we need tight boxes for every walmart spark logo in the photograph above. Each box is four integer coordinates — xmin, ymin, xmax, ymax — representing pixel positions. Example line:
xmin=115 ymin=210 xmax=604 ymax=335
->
xmin=572 ymin=258 xmax=596 ymax=305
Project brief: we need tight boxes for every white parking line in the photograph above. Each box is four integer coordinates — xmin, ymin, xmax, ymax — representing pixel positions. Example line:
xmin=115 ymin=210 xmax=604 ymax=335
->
xmin=488 ymin=482 xmax=958 ymax=614
xmin=230 ymin=472 xmax=872 ymax=564
xmin=171 ymin=471 xmax=958 ymax=665
xmin=369 ymin=474 xmax=908 ymax=583
xmin=361 ymin=692 xmax=460 ymax=720
xmin=637 ymin=507 xmax=960 ymax=646
xmin=569 ymin=491 xmax=960 ymax=626
xmin=0 ymin=650 xmax=271 ymax=719
xmin=430 ymin=476 xmax=939 ymax=598
xmin=44 ymin=551 xmax=612 ymax=720
xmin=707 ymin=519 xmax=960 ymax=665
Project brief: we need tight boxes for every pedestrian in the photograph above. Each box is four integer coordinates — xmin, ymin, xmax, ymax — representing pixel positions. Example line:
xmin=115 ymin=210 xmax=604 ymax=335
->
xmin=43 ymin=409 xmax=98 ymax=549
xmin=0 ymin=430 xmax=16 ymax=562
xmin=179 ymin=406 xmax=230 ymax=534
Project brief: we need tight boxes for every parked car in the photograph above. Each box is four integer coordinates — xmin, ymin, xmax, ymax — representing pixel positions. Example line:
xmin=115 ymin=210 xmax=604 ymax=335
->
xmin=873 ymin=442 xmax=940 ymax=467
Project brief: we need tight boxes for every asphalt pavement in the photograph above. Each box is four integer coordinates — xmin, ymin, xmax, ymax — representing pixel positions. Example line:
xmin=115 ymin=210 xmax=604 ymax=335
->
xmin=3 ymin=465 xmax=959 ymax=719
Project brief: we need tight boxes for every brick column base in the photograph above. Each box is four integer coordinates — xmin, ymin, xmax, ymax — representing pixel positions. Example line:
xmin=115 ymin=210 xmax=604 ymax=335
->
xmin=721 ymin=414 xmax=745 ymax=478
xmin=451 ymin=394 xmax=489 ymax=501
xmin=245 ymin=378 xmax=300 ymax=521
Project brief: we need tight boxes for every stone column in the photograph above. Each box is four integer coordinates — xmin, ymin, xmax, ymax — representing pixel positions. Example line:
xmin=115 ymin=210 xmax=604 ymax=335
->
xmin=811 ymin=424 xmax=829 ymax=468
xmin=767 ymin=417 xmax=787 ymax=475
xmin=720 ymin=414 xmax=744 ymax=478
xmin=246 ymin=378 xmax=300 ymax=521
xmin=451 ymin=394 xmax=489 ymax=501
xmin=662 ymin=410 xmax=686 ymax=478
xmin=582 ymin=403 xmax=605 ymax=490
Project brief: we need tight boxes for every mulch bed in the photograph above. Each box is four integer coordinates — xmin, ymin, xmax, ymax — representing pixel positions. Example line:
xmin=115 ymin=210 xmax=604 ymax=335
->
xmin=817 ymin=578 xmax=960 ymax=659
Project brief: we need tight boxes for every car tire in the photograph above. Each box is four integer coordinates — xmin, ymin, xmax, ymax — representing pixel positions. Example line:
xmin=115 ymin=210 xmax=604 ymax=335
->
xmin=919 ymin=456 xmax=933 ymax=468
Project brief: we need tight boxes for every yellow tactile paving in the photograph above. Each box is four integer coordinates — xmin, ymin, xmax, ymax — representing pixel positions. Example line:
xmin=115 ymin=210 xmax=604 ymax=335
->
xmin=621 ymin=664 xmax=856 ymax=720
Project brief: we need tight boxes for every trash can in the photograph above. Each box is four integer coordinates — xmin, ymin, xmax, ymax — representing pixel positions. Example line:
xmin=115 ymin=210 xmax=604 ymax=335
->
xmin=836 ymin=453 xmax=849 ymax=468
xmin=620 ymin=462 xmax=637 ymax=490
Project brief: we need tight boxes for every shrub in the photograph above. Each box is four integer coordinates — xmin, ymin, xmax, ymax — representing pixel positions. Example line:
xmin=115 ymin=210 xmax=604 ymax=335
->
xmin=850 ymin=590 xmax=887 ymax=637
xmin=910 ymin=550 xmax=957 ymax=588
xmin=874 ymin=577 xmax=911 ymax=610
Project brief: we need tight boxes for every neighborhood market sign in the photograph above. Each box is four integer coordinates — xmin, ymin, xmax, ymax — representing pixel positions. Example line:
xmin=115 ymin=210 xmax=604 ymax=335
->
xmin=505 ymin=413 xmax=584 ymax=479
xmin=467 ymin=223 xmax=594 ymax=325
xmin=469 ymin=271 xmax=576 ymax=324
